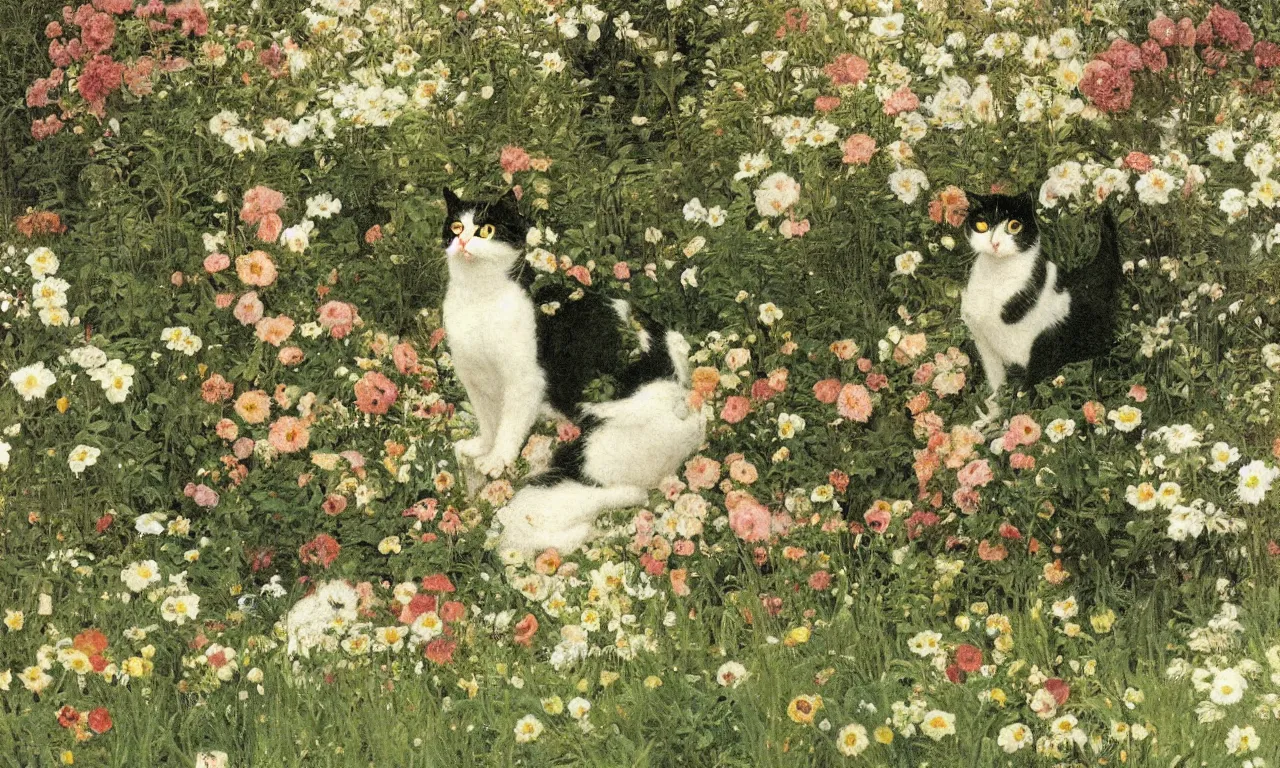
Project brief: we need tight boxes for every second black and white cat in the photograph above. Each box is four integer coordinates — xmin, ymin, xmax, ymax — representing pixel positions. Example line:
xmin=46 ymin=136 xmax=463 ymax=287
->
xmin=960 ymin=191 xmax=1121 ymax=428
xmin=440 ymin=188 xmax=704 ymax=554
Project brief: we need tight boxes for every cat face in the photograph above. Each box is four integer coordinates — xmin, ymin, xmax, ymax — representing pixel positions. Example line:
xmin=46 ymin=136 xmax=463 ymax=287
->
xmin=965 ymin=191 xmax=1040 ymax=259
xmin=442 ymin=188 xmax=526 ymax=266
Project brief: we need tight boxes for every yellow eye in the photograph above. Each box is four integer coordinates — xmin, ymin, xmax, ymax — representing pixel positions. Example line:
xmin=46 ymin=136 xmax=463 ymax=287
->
xmin=974 ymin=221 xmax=989 ymax=233
xmin=1006 ymin=220 xmax=1023 ymax=234
xmin=478 ymin=224 xmax=495 ymax=239
xmin=450 ymin=221 xmax=464 ymax=235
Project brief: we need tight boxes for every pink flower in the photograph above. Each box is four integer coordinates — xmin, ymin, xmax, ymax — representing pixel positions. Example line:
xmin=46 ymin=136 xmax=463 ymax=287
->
xmin=317 ymin=300 xmax=360 ymax=339
xmin=613 ymin=262 xmax=631 ymax=280
xmin=1123 ymin=151 xmax=1154 ymax=172
xmin=1128 ymin=384 xmax=1148 ymax=402
xmin=393 ymin=342 xmax=421 ymax=375
xmin=201 ymin=373 xmax=233 ymax=403
xmin=278 ymin=346 xmax=304 ymax=365
xmin=268 ymin=416 xmax=310 ymax=453
xmin=1148 ymin=14 xmax=1178 ymax=47
xmin=1254 ymin=41 xmax=1280 ymax=69
xmin=354 ymin=371 xmax=399 ymax=415
xmin=1003 ymin=414 xmax=1042 ymax=450
xmin=807 ymin=570 xmax=831 ymax=591
xmin=684 ymin=456 xmax=721 ymax=491
xmin=864 ymin=503 xmax=891 ymax=534
xmin=556 ymin=421 xmax=581 ymax=442
xmin=77 ymin=54 xmax=124 ymax=111
xmin=977 ymin=540 xmax=1007 ymax=561
xmin=203 ymin=252 xmax=230 ymax=273
xmin=183 ymin=482 xmax=219 ymax=507
xmin=1082 ymin=400 xmax=1105 ymax=425
xmin=957 ymin=459 xmax=994 ymax=488
xmin=215 ymin=292 xmax=234 ymax=309
xmin=824 ymin=53 xmax=868 ymax=86
xmin=1207 ymin=4 xmax=1253 ymax=52
xmin=1098 ymin=39 xmax=1143 ymax=72
xmin=836 ymin=383 xmax=872 ymax=422
xmin=882 ymin=85 xmax=919 ymax=116
xmin=30 ymin=115 xmax=64 ymax=141
xmin=779 ymin=217 xmax=810 ymax=239
xmin=814 ymin=95 xmax=840 ymax=113
xmin=565 ymin=265 xmax=592 ymax=285
xmin=46 ymin=20 xmax=64 ymax=37
xmin=499 ymin=145 xmax=532 ymax=174
xmin=233 ymin=291 xmax=264 ymax=325
xmin=728 ymin=496 xmax=772 ymax=543
xmin=214 ymin=418 xmax=238 ymax=440
xmin=232 ymin=437 xmax=255 ymax=460
xmin=1009 ymin=452 xmax=1036 ymax=470
xmin=813 ymin=379 xmax=841 ymax=404
xmin=1176 ymin=17 xmax=1198 ymax=47
xmin=720 ymin=395 xmax=750 ymax=424
xmin=239 ymin=186 xmax=286 ymax=242
xmin=164 ymin=0 xmax=209 ymax=37
xmin=750 ymin=378 xmax=778 ymax=402
xmin=79 ymin=11 xmax=116 ymax=54
xmin=298 ymin=533 xmax=340 ymax=568
xmin=1079 ymin=60 xmax=1133 ymax=113
xmin=254 ymin=314 xmax=295 ymax=346
xmin=1140 ymin=39 xmax=1168 ymax=72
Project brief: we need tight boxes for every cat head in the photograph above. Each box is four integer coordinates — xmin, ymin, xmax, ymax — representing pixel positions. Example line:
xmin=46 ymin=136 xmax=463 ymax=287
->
xmin=964 ymin=191 xmax=1040 ymax=259
xmin=441 ymin=188 xmax=526 ymax=267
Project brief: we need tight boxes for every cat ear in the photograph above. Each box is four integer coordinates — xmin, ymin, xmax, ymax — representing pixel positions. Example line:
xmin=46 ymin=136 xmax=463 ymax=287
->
xmin=965 ymin=191 xmax=988 ymax=209
xmin=442 ymin=187 xmax=461 ymax=210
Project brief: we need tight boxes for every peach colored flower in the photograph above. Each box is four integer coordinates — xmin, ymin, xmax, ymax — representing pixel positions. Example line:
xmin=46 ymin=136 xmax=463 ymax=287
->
xmin=236 ymin=250 xmax=277 ymax=287
xmin=255 ymin=314 xmax=295 ymax=346
xmin=278 ymin=346 xmax=304 ymax=365
xmin=813 ymin=379 xmax=841 ymax=404
xmin=201 ymin=373 xmax=234 ymax=404
xmin=234 ymin=390 xmax=271 ymax=424
xmin=240 ymin=186 xmax=285 ymax=242
xmin=836 ymin=383 xmax=872 ymax=422
xmin=233 ymin=291 xmax=264 ymax=325
xmin=268 ymin=416 xmax=310 ymax=453
xmin=215 ymin=418 xmax=238 ymax=440
xmin=841 ymin=134 xmax=876 ymax=165
xmin=684 ymin=456 xmax=721 ymax=491
xmin=354 ymin=371 xmax=399 ymax=415
xmin=317 ymin=300 xmax=360 ymax=339
xmin=720 ymin=395 xmax=750 ymax=424
xmin=393 ymin=342 xmax=421 ymax=375
xmin=203 ymin=252 xmax=230 ymax=273
xmin=729 ymin=496 xmax=771 ymax=543
xmin=500 ymin=145 xmax=532 ymax=174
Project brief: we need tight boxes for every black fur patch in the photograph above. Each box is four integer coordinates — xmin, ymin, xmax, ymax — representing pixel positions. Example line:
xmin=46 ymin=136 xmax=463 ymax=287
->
xmin=1000 ymin=253 xmax=1047 ymax=325
xmin=527 ymin=413 xmax=601 ymax=487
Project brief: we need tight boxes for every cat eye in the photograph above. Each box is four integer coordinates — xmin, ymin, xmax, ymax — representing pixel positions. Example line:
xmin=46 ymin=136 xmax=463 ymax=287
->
xmin=450 ymin=221 xmax=464 ymax=235
xmin=478 ymin=224 xmax=496 ymax=239
xmin=974 ymin=221 xmax=989 ymax=233
xmin=1006 ymin=220 xmax=1023 ymax=234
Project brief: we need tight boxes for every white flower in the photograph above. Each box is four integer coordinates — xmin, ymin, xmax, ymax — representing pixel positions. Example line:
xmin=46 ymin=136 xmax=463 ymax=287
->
xmin=680 ymin=266 xmax=699 ymax=288
xmin=682 ymin=198 xmax=708 ymax=222
xmin=776 ymin=412 xmax=805 ymax=439
xmin=907 ymin=630 xmax=942 ymax=657
xmin=734 ymin=151 xmax=771 ymax=180
xmin=1135 ymin=170 xmax=1175 ymax=205
xmin=1208 ymin=441 xmax=1240 ymax=472
xmin=758 ymin=302 xmax=784 ymax=325
xmin=997 ymin=722 xmax=1033 ymax=752
xmin=1220 ymin=188 xmax=1250 ymax=221
xmin=25 ymin=247 xmax=59 ymax=278
xmin=1207 ymin=129 xmax=1237 ymax=162
xmin=280 ymin=220 xmax=315 ymax=253
xmin=760 ymin=50 xmax=788 ymax=72
xmin=869 ymin=13 xmax=904 ymax=38
xmin=207 ymin=109 xmax=239 ymax=136
xmin=1225 ymin=725 xmax=1260 ymax=755
xmin=1051 ymin=595 xmax=1079 ymax=620
xmin=1049 ymin=28 xmax=1081 ymax=59
xmin=716 ymin=661 xmax=749 ymax=688
xmin=161 ymin=326 xmax=203 ymax=356
xmin=920 ymin=710 xmax=955 ymax=740
xmin=8 ymin=362 xmax=56 ymax=401
xmin=753 ymin=172 xmax=801 ymax=217
xmin=1045 ymin=418 xmax=1075 ymax=442
xmin=513 ymin=714 xmax=544 ymax=743
xmin=888 ymin=168 xmax=929 ymax=205
xmin=1237 ymin=460 xmax=1277 ymax=505
xmin=1210 ymin=668 xmax=1247 ymax=705
xmin=705 ymin=206 xmax=727 ymax=227
xmin=526 ymin=248 xmax=557 ymax=273
xmin=1244 ymin=143 xmax=1275 ymax=179
xmin=1107 ymin=405 xmax=1142 ymax=432
xmin=222 ymin=126 xmax=259 ymax=154
xmin=306 ymin=194 xmax=343 ymax=219
xmin=68 ymin=346 xmax=108 ymax=370
xmin=67 ymin=444 xmax=100 ymax=475
xmin=122 ymin=560 xmax=161 ymax=592
xmin=160 ymin=593 xmax=200 ymax=625
xmin=0 ymin=441 xmax=9 ymax=471
xmin=894 ymin=250 xmax=923 ymax=276
xmin=836 ymin=723 xmax=869 ymax=756
xmin=135 ymin=512 xmax=167 ymax=536
xmin=89 ymin=359 xmax=135 ymax=404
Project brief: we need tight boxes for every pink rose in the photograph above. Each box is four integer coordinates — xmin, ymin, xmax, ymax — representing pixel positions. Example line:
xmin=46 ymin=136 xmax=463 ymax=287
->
xmin=728 ymin=496 xmax=772 ymax=543
xmin=720 ymin=395 xmax=750 ymax=424
xmin=204 ymin=252 xmax=230 ymax=273
xmin=841 ymin=133 xmax=876 ymax=165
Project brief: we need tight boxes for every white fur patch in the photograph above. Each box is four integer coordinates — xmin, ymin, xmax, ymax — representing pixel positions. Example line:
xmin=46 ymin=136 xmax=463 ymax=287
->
xmin=961 ymin=240 xmax=1071 ymax=397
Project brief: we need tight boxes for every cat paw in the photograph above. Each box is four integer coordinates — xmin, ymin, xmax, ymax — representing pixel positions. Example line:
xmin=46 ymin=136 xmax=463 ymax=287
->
xmin=455 ymin=437 xmax=490 ymax=459
xmin=474 ymin=451 xmax=512 ymax=478
xmin=970 ymin=402 xmax=1003 ymax=433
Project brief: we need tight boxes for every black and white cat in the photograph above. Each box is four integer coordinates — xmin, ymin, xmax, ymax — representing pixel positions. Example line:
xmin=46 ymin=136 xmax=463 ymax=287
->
xmin=440 ymin=188 xmax=704 ymax=553
xmin=959 ymin=191 xmax=1121 ymax=427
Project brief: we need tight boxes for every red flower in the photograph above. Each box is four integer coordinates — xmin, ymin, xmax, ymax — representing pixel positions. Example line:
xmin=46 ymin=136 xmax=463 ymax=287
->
xmin=77 ymin=54 xmax=125 ymax=110
xmin=513 ymin=613 xmax=538 ymax=647
xmin=95 ymin=513 xmax=114 ymax=533
xmin=57 ymin=706 xmax=81 ymax=728
xmin=74 ymin=629 xmax=109 ymax=656
xmin=440 ymin=600 xmax=465 ymax=622
xmin=298 ymin=533 xmax=341 ymax=569
xmin=824 ymin=53 xmax=868 ymax=86
xmin=1044 ymin=678 xmax=1070 ymax=705
xmin=87 ymin=707 xmax=113 ymax=734
xmin=955 ymin=644 xmax=983 ymax=673
xmin=1079 ymin=60 xmax=1133 ymax=113
xmin=354 ymin=371 xmax=399 ymax=415
xmin=424 ymin=638 xmax=456 ymax=665
xmin=421 ymin=573 xmax=455 ymax=593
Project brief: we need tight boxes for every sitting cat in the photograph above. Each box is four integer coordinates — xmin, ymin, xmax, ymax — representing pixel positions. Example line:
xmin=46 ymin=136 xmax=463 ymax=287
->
xmin=496 ymin=376 xmax=706 ymax=556
xmin=441 ymin=187 xmax=690 ymax=477
xmin=960 ymin=191 xmax=1121 ymax=428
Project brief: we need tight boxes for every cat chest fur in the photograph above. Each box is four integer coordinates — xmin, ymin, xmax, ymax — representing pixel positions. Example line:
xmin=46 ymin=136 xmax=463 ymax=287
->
xmin=443 ymin=274 xmax=539 ymax=379
xmin=961 ymin=252 xmax=1071 ymax=368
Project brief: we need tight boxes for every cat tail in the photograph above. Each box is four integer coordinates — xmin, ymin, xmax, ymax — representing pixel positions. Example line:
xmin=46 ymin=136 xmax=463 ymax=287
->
xmin=613 ymin=301 xmax=693 ymax=391
xmin=496 ymin=481 xmax=648 ymax=555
